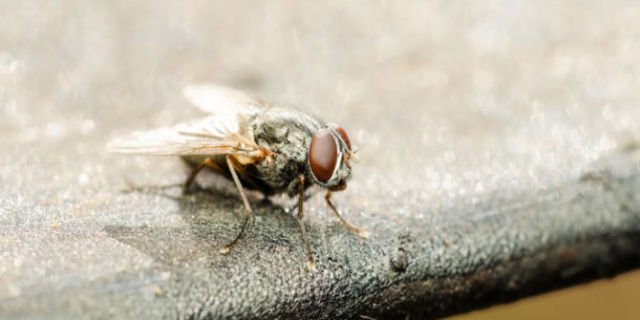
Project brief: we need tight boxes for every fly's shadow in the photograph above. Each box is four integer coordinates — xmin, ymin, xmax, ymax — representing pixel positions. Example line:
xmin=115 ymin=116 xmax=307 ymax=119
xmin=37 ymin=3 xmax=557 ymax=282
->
xmin=104 ymin=181 xmax=304 ymax=269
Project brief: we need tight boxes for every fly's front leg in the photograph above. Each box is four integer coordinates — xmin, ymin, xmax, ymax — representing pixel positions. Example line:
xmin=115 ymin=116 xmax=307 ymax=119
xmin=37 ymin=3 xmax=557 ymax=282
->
xmin=325 ymin=191 xmax=368 ymax=238
xmin=294 ymin=174 xmax=316 ymax=271
xmin=286 ymin=187 xmax=319 ymax=214
xmin=219 ymin=155 xmax=253 ymax=254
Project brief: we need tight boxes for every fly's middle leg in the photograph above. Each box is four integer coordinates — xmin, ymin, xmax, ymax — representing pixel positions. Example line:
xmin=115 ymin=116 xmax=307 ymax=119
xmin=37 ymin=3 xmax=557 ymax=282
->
xmin=294 ymin=174 xmax=316 ymax=271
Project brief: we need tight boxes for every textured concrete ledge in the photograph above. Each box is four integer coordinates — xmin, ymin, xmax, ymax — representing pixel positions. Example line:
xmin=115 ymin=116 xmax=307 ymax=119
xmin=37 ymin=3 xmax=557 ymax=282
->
xmin=2 ymin=1 xmax=640 ymax=319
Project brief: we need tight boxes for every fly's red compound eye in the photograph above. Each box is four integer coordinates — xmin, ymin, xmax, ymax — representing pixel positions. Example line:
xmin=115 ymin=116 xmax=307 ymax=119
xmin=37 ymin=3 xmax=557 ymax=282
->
xmin=309 ymin=129 xmax=338 ymax=183
xmin=335 ymin=126 xmax=351 ymax=150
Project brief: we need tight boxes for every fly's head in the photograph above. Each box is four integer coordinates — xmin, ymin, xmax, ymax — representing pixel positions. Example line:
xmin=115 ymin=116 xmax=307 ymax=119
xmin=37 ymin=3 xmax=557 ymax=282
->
xmin=307 ymin=124 xmax=355 ymax=191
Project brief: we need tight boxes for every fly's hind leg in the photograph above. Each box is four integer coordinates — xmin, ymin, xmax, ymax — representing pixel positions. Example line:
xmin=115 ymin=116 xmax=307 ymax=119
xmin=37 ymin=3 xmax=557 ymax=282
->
xmin=123 ymin=180 xmax=183 ymax=194
xmin=294 ymin=175 xmax=316 ymax=271
xmin=183 ymin=158 xmax=225 ymax=194
xmin=219 ymin=155 xmax=253 ymax=254
xmin=184 ymin=156 xmax=253 ymax=254
xmin=325 ymin=191 xmax=368 ymax=238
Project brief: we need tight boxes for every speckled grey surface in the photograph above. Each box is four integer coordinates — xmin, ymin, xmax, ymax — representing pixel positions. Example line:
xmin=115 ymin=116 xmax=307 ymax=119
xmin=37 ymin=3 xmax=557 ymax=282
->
xmin=2 ymin=1 xmax=640 ymax=319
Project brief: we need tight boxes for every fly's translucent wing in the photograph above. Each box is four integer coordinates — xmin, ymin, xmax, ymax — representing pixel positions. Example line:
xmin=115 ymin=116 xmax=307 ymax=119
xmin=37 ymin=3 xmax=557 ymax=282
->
xmin=108 ymin=84 xmax=268 ymax=160
xmin=107 ymin=115 xmax=263 ymax=160
xmin=182 ymin=84 xmax=264 ymax=115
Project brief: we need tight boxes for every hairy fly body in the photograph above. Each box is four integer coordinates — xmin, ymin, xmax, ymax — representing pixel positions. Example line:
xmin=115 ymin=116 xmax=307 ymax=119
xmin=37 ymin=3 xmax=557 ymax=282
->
xmin=108 ymin=84 xmax=365 ymax=270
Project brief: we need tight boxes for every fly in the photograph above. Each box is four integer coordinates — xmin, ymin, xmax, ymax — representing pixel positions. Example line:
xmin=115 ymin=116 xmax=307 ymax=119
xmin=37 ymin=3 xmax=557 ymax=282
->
xmin=107 ymin=84 xmax=366 ymax=270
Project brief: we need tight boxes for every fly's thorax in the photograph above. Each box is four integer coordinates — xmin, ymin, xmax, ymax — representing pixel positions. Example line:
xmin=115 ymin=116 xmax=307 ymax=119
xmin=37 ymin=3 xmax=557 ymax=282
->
xmin=251 ymin=108 xmax=323 ymax=192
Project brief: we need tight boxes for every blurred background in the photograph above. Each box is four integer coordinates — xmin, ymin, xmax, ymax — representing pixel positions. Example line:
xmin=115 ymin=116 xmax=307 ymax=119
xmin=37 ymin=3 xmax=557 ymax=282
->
xmin=453 ymin=270 xmax=640 ymax=319
xmin=2 ymin=1 xmax=639 ymax=318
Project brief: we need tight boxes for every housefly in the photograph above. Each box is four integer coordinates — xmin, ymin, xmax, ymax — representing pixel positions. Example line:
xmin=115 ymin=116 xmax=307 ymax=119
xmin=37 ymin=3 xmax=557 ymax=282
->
xmin=108 ymin=84 xmax=366 ymax=270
